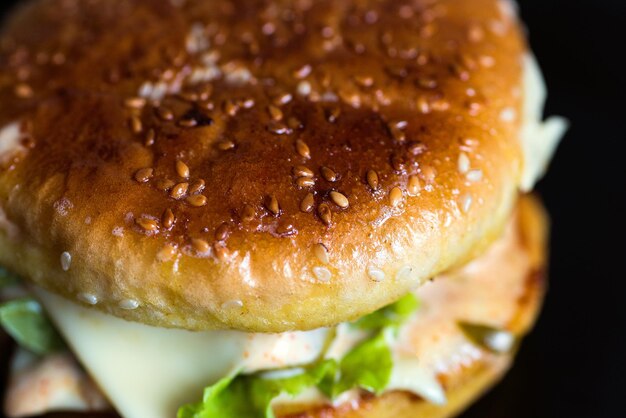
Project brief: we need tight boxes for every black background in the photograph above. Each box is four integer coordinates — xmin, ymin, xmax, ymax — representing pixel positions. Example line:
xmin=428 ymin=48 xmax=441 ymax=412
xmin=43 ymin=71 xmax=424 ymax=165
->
xmin=1 ymin=1 xmax=625 ymax=418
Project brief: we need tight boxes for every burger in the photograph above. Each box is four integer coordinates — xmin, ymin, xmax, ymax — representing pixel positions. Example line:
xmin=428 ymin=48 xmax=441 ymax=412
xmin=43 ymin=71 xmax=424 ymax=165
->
xmin=0 ymin=0 xmax=567 ymax=417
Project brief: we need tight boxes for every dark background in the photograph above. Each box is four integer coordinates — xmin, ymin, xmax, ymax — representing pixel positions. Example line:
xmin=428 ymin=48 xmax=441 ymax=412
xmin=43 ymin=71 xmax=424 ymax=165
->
xmin=1 ymin=1 xmax=625 ymax=418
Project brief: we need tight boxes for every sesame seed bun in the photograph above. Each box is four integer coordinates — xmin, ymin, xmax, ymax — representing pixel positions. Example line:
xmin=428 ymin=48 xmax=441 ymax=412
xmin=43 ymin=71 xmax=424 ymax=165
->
xmin=0 ymin=0 xmax=529 ymax=332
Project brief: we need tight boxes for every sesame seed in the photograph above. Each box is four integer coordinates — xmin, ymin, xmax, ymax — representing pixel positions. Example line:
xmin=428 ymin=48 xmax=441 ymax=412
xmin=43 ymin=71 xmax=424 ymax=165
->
xmin=313 ymin=267 xmax=332 ymax=282
xmin=293 ymin=64 xmax=312 ymax=79
xmin=189 ymin=179 xmax=206 ymax=194
xmin=293 ymin=165 xmax=314 ymax=178
xmin=215 ymin=223 xmax=230 ymax=241
xmin=368 ymin=268 xmax=385 ymax=282
xmin=156 ymin=107 xmax=175 ymax=121
xmin=366 ymin=170 xmax=379 ymax=190
xmin=191 ymin=238 xmax=211 ymax=254
xmin=287 ymin=117 xmax=303 ymax=130
xmin=119 ymin=299 xmax=140 ymax=310
xmin=318 ymin=203 xmax=332 ymax=226
xmin=408 ymin=141 xmax=426 ymax=155
xmin=422 ymin=165 xmax=437 ymax=183
xmin=217 ymin=139 xmax=236 ymax=151
xmin=300 ymin=193 xmax=315 ymax=213
xmin=416 ymin=97 xmax=431 ymax=114
xmin=458 ymin=152 xmax=470 ymax=174
xmin=124 ymin=97 xmax=147 ymax=109
xmin=330 ymin=191 xmax=349 ymax=209
xmin=326 ymin=106 xmax=341 ymax=123
xmin=431 ymin=99 xmax=450 ymax=112
xmin=221 ymin=299 xmax=244 ymax=310
xmin=466 ymin=169 xmax=483 ymax=182
xmin=313 ymin=243 xmax=330 ymax=264
xmin=78 ymin=293 xmax=98 ymax=305
xmin=213 ymin=244 xmax=230 ymax=261
xmin=266 ymin=195 xmax=280 ymax=215
xmin=320 ymin=166 xmax=338 ymax=182
xmin=240 ymin=98 xmax=255 ymax=108
xmin=134 ymin=168 xmax=154 ymax=183
xmin=136 ymin=217 xmax=159 ymax=232
xmin=273 ymin=93 xmax=293 ymax=106
xmin=295 ymin=139 xmax=311 ymax=159
xmin=223 ymin=100 xmax=239 ymax=117
xmin=162 ymin=208 xmax=175 ymax=229
xmin=296 ymin=176 xmax=315 ymax=188
xmin=396 ymin=265 xmax=414 ymax=282
xmin=129 ymin=116 xmax=143 ymax=134
xmin=241 ymin=204 xmax=256 ymax=221
xmin=268 ymin=105 xmax=284 ymax=121
xmin=178 ymin=118 xmax=198 ymax=128
xmin=186 ymin=194 xmax=208 ymax=207
xmin=170 ymin=182 xmax=189 ymax=200
xmin=460 ymin=193 xmax=473 ymax=213
xmin=157 ymin=244 xmax=177 ymax=262
xmin=267 ymin=121 xmax=291 ymax=135
xmin=391 ymin=154 xmax=406 ymax=172
xmin=389 ymin=125 xmax=406 ymax=142
xmin=389 ymin=187 xmax=403 ymax=207
xmin=408 ymin=176 xmax=421 ymax=196
xmin=176 ymin=161 xmax=190 ymax=179
xmin=156 ymin=178 xmax=175 ymax=191
xmin=354 ymin=75 xmax=374 ymax=87
xmin=144 ymin=129 xmax=156 ymax=146
xmin=276 ymin=221 xmax=295 ymax=236
xmin=60 ymin=252 xmax=72 ymax=271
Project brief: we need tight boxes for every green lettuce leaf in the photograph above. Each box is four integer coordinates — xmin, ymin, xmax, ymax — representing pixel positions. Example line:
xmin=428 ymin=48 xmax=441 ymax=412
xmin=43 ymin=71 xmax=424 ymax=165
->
xmin=458 ymin=322 xmax=517 ymax=354
xmin=0 ymin=298 xmax=64 ymax=355
xmin=321 ymin=329 xmax=393 ymax=398
xmin=178 ymin=360 xmax=338 ymax=418
xmin=179 ymin=293 xmax=419 ymax=417
xmin=353 ymin=293 xmax=420 ymax=330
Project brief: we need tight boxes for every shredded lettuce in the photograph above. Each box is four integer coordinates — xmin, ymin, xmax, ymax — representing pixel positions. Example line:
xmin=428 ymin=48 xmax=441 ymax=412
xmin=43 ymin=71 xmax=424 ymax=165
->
xmin=352 ymin=293 xmax=420 ymax=331
xmin=179 ymin=293 xmax=420 ymax=418
xmin=178 ymin=361 xmax=338 ymax=418
xmin=0 ymin=298 xmax=64 ymax=355
xmin=320 ymin=329 xmax=393 ymax=399
xmin=458 ymin=322 xmax=517 ymax=354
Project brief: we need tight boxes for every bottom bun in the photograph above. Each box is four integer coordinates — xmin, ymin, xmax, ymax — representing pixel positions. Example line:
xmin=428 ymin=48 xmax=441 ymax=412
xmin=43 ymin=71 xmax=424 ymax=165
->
xmin=279 ymin=195 xmax=548 ymax=418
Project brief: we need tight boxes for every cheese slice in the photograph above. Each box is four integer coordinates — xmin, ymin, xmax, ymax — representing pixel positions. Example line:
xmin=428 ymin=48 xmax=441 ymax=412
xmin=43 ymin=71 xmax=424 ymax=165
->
xmin=33 ymin=288 xmax=328 ymax=418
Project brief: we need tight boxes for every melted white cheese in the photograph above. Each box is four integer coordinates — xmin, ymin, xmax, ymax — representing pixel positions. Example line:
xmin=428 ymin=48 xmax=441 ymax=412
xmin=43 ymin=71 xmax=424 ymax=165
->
xmin=520 ymin=54 xmax=568 ymax=191
xmin=34 ymin=289 xmax=328 ymax=418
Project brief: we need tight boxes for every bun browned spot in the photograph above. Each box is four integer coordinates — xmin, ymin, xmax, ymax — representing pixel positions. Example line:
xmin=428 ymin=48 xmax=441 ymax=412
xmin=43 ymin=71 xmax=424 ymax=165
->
xmin=0 ymin=0 xmax=528 ymax=332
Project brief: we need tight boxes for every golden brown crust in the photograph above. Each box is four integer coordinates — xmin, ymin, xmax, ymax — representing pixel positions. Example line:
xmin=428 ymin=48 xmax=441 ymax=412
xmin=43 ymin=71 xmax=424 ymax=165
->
xmin=0 ymin=0 xmax=527 ymax=331
xmin=276 ymin=194 xmax=548 ymax=418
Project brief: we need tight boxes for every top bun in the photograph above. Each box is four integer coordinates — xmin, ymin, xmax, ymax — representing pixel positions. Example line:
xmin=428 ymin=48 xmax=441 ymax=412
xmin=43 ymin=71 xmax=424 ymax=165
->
xmin=0 ymin=0 xmax=527 ymax=332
